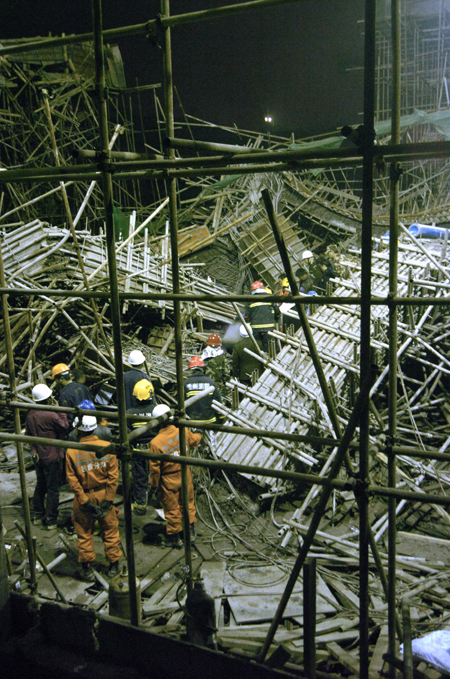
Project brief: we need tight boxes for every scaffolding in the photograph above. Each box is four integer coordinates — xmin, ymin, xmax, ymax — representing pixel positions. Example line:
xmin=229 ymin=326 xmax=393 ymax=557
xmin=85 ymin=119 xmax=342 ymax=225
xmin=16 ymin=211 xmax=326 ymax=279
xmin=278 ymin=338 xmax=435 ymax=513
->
xmin=2 ymin=1 xmax=450 ymax=678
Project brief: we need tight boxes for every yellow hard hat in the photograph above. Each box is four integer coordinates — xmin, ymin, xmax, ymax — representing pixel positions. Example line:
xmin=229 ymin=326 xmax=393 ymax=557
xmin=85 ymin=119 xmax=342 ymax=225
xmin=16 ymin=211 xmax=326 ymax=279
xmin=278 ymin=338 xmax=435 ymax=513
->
xmin=133 ymin=379 xmax=154 ymax=401
xmin=51 ymin=363 xmax=70 ymax=380
xmin=281 ymin=277 xmax=289 ymax=288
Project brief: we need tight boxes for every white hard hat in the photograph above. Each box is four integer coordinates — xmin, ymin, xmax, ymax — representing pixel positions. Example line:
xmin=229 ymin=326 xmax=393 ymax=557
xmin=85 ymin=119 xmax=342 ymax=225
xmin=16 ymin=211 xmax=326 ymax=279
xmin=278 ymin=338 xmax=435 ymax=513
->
xmin=239 ymin=324 xmax=250 ymax=337
xmin=32 ymin=384 xmax=53 ymax=402
xmin=127 ymin=349 xmax=146 ymax=366
xmin=302 ymin=249 xmax=313 ymax=261
xmin=78 ymin=415 xmax=97 ymax=432
xmin=152 ymin=404 xmax=171 ymax=419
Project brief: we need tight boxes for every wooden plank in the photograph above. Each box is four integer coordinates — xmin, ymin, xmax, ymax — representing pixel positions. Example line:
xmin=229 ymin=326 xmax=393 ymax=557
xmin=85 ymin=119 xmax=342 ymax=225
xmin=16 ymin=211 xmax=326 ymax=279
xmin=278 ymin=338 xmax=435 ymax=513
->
xmin=327 ymin=641 xmax=360 ymax=676
xmin=369 ymin=624 xmax=388 ymax=678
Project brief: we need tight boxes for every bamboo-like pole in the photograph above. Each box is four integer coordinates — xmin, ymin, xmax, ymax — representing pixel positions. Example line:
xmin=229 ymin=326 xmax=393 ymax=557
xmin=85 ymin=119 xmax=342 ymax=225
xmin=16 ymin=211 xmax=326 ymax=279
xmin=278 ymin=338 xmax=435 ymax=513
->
xmin=260 ymin=189 xmax=349 ymax=460
xmin=42 ymin=89 xmax=113 ymax=361
xmin=303 ymin=559 xmax=316 ymax=679
xmin=0 ymin=0 xmax=302 ymax=57
xmin=2 ymin=285 xmax=450 ymax=308
xmin=162 ymin=0 xmax=192 ymax=592
xmin=0 ymin=243 xmax=37 ymax=592
xmin=15 ymin=520 xmax=68 ymax=604
xmin=387 ymin=0 xmax=402 ymax=671
xmin=91 ymin=0 xmax=139 ymax=626
xmin=257 ymin=366 xmax=376 ymax=662
xmin=359 ymin=1 xmax=377 ymax=674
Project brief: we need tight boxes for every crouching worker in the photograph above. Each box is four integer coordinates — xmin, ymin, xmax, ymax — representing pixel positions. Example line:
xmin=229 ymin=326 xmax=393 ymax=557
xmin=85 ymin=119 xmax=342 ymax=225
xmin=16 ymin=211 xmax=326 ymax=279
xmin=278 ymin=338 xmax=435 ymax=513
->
xmin=66 ymin=415 xmax=122 ymax=581
xmin=149 ymin=405 xmax=201 ymax=549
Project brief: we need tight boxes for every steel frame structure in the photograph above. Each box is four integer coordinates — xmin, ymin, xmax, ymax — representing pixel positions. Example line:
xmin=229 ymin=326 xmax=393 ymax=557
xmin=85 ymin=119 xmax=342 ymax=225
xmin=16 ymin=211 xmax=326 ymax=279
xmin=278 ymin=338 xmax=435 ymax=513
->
xmin=0 ymin=1 xmax=448 ymax=677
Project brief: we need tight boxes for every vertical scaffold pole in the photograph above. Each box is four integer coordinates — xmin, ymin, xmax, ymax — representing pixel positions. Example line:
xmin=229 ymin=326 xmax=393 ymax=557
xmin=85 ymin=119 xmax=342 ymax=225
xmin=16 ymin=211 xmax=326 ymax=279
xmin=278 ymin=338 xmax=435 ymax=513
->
xmin=0 ymin=242 xmax=37 ymax=592
xmin=161 ymin=0 xmax=193 ymax=592
xmin=387 ymin=0 xmax=403 ymax=671
xmin=91 ymin=0 xmax=139 ymax=625
xmin=359 ymin=0 xmax=377 ymax=676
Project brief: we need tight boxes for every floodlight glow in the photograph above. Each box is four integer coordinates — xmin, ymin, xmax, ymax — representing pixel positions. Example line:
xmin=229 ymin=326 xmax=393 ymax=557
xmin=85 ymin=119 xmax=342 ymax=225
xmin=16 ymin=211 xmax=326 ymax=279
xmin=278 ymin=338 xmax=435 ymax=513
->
xmin=264 ymin=116 xmax=273 ymax=123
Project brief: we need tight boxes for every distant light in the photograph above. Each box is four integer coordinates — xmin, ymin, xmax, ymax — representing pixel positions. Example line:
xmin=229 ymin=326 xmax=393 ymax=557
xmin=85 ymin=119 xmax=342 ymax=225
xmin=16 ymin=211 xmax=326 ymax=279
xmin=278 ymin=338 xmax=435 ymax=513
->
xmin=264 ymin=116 xmax=273 ymax=123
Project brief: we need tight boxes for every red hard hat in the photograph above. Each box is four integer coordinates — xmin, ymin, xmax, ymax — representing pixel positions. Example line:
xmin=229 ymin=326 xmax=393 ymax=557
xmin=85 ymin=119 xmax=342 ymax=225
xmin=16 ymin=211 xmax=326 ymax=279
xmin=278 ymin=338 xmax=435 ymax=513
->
xmin=251 ymin=280 xmax=265 ymax=291
xmin=188 ymin=356 xmax=204 ymax=369
xmin=206 ymin=333 xmax=221 ymax=347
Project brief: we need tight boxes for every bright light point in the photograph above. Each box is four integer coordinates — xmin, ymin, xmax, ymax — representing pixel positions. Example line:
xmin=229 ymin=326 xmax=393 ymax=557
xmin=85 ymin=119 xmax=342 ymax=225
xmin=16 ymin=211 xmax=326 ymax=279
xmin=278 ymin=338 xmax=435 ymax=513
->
xmin=264 ymin=116 xmax=273 ymax=123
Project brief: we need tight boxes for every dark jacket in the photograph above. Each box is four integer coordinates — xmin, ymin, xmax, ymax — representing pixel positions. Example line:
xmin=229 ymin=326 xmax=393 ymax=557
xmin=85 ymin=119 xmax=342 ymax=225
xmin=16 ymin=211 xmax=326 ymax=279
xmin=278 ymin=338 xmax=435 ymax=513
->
xmin=231 ymin=337 xmax=263 ymax=383
xmin=244 ymin=295 xmax=280 ymax=331
xmin=25 ymin=409 xmax=70 ymax=464
xmin=127 ymin=398 xmax=157 ymax=444
xmin=124 ymin=368 xmax=152 ymax=409
xmin=184 ymin=372 xmax=222 ymax=423
xmin=58 ymin=382 xmax=92 ymax=425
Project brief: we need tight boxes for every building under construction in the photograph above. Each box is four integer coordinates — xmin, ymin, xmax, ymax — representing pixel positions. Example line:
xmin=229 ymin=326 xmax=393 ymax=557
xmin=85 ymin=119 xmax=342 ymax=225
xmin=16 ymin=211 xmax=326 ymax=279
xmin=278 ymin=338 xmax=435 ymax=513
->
xmin=3 ymin=1 xmax=450 ymax=678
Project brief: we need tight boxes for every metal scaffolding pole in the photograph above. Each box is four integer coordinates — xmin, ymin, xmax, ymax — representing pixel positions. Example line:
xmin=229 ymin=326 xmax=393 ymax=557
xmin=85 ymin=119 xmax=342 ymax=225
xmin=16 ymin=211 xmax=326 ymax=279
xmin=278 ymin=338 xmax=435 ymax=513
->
xmin=1 ymin=286 xmax=450 ymax=308
xmin=387 ymin=0 xmax=402 ymax=672
xmin=257 ymin=366 xmax=376 ymax=662
xmin=0 ymin=242 xmax=37 ymax=592
xmin=358 ymin=0 xmax=377 ymax=676
xmin=0 ymin=0 xmax=302 ymax=58
xmin=161 ymin=0 xmax=193 ymax=591
xmin=91 ymin=0 xmax=139 ymax=626
xmin=261 ymin=189 xmax=344 ymax=445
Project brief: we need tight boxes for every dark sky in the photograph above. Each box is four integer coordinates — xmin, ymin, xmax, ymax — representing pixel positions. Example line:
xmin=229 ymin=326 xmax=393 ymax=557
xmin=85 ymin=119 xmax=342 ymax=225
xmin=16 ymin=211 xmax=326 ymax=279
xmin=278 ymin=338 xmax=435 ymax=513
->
xmin=2 ymin=0 xmax=365 ymax=138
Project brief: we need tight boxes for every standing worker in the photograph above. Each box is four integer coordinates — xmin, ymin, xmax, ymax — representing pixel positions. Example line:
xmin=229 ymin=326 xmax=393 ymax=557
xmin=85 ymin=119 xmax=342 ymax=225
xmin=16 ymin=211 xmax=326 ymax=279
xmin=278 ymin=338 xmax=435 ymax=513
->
xmin=26 ymin=384 xmax=69 ymax=529
xmin=201 ymin=333 xmax=231 ymax=402
xmin=68 ymin=400 xmax=113 ymax=442
xmin=149 ymin=404 xmax=201 ymax=548
xmin=184 ymin=356 xmax=223 ymax=425
xmin=231 ymin=325 xmax=263 ymax=387
xmin=52 ymin=363 xmax=92 ymax=425
xmin=66 ymin=415 xmax=122 ymax=581
xmin=126 ymin=379 xmax=156 ymax=515
xmin=244 ymin=281 xmax=280 ymax=352
xmin=123 ymin=349 xmax=153 ymax=409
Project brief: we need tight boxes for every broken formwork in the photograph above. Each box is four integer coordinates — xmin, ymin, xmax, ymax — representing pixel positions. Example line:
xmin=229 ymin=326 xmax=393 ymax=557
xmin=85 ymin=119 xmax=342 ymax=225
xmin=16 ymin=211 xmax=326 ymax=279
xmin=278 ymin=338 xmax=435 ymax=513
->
xmin=0 ymin=216 xmax=240 ymax=405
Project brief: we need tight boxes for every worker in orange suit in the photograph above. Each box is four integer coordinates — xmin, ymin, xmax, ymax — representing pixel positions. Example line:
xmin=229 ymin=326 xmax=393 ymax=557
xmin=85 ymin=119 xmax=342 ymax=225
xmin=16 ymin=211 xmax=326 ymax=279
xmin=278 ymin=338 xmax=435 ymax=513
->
xmin=149 ymin=404 xmax=201 ymax=548
xmin=66 ymin=415 xmax=122 ymax=581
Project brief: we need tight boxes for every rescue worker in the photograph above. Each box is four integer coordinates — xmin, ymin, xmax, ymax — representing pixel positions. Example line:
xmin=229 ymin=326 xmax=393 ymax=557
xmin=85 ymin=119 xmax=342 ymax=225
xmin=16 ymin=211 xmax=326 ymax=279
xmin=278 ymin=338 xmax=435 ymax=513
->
xmin=26 ymin=384 xmax=70 ymax=530
xmin=123 ymin=349 xmax=153 ymax=409
xmin=296 ymin=266 xmax=315 ymax=294
xmin=149 ymin=404 xmax=201 ymax=548
xmin=126 ymin=379 xmax=157 ymax=515
xmin=52 ymin=363 xmax=92 ymax=426
xmin=68 ymin=400 xmax=113 ymax=442
xmin=301 ymin=249 xmax=322 ymax=288
xmin=231 ymin=325 xmax=263 ymax=387
xmin=244 ymin=280 xmax=280 ymax=352
xmin=184 ymin=356 xmax=222 ymax=424
xmin=201 ymin=333 xmax=231 ymax=402
xmin=66 ymin=415 xmax=122 ymax=581
xmin=278 ymin=277 xmax=290 ymax=299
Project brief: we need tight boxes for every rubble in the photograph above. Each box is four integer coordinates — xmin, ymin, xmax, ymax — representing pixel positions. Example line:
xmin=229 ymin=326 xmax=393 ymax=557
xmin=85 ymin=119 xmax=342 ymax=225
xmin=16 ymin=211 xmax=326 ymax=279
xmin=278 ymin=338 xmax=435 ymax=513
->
xmin=4 ymin=7 xmax=450 ymax=678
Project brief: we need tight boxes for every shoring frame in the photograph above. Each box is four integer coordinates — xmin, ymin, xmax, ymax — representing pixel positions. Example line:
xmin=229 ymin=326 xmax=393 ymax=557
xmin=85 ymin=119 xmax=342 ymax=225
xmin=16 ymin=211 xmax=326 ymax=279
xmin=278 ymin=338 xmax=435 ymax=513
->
xmin=0 ymin=0 xmax=449 ymax=676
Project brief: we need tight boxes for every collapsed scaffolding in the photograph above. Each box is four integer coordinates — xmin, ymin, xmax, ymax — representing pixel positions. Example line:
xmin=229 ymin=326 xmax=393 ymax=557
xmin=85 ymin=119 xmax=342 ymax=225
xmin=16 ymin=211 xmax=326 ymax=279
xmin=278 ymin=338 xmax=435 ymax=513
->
xmin=3 ymin=1 xmax=450 ymax=678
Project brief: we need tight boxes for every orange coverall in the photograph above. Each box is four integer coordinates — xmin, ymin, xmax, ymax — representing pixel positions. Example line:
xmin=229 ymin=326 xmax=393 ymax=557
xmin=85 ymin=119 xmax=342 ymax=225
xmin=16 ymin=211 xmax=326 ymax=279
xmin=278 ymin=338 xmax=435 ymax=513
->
xmin=149 ymin=425 xmax=201 ymax=535
xmin=66 ymin=435 xmax=122 ymax=564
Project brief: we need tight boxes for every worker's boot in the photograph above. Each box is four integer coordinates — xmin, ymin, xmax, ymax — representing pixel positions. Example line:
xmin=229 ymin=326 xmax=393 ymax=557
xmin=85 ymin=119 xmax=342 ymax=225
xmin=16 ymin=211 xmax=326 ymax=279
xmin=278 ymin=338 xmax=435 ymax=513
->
xmin=164 ymin=533 xmax=183 ymax=549
xmin=79 ymin=562 xmax=95 ymax=582
xmin=107 ymin=561 xmax=120 ymax=578
xmin=131 ymin=502 xmax=147 ymax=516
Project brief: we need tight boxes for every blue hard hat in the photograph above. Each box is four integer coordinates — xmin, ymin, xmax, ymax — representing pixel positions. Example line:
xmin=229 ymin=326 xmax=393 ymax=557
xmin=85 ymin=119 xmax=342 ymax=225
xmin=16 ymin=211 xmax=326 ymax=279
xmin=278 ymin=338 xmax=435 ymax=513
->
xmin=79 ymin=399 xmax=96 ymax=410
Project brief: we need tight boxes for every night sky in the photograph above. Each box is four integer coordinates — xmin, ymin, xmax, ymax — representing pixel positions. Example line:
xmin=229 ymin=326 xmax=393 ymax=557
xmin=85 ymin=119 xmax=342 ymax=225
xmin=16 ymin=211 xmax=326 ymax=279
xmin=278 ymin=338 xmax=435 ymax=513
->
xmin=2 ymin=0 xmax=365 ymax=139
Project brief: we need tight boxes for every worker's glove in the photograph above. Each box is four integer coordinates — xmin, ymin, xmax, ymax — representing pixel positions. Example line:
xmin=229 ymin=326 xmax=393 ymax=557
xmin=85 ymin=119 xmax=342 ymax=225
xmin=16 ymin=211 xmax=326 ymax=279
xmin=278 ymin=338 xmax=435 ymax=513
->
xmin=98 ymin=500 xmax=113 ymax=517
xmin=82 ymin=501 xmax=103 ymax=519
